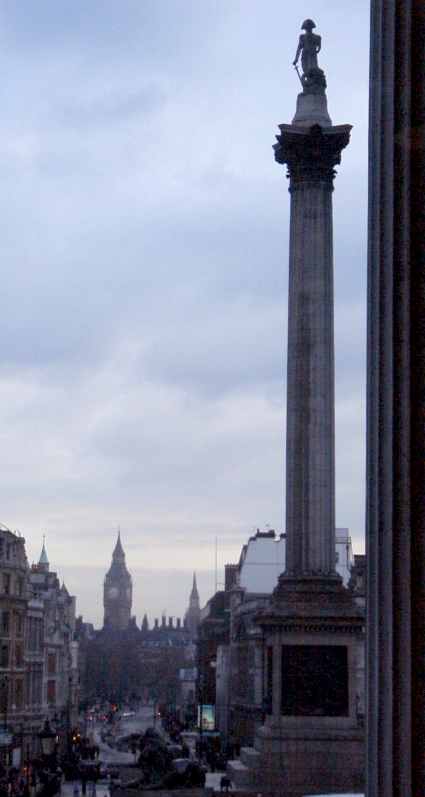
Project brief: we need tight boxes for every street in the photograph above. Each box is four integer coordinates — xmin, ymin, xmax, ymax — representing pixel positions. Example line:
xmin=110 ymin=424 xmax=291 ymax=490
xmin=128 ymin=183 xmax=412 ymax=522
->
xmin=93 ymin=705 xmax=158 ymax=766
xmin=61 ymin=706 xmax=158 ymax=797
xmin=61 ymin=707 xmax=225 ymax=794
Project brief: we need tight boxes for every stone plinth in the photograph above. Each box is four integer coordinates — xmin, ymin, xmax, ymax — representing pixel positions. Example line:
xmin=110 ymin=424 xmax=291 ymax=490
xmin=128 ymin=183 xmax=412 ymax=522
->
xmin=248 ymin=582 xmax=365 ymax=796
xmin=292 ymin=91 xmax=332 ymax=127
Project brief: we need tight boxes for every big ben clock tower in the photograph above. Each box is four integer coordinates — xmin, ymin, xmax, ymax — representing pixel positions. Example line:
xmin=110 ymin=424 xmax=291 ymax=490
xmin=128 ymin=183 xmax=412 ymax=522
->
xmin=103 ymin=531 xmax=132 ymax=631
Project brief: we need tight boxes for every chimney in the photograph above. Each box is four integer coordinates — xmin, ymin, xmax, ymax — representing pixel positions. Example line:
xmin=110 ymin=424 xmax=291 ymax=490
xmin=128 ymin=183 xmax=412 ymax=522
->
xmin=162 ymin=616 xmax=166 ymax=628
xmin=177 ymin=618 xmax=181 ymax=629
xmin=154 ymin=618 xmax=159 ymax=629
xmin=168 ymin=617 xmax=173 ymax=628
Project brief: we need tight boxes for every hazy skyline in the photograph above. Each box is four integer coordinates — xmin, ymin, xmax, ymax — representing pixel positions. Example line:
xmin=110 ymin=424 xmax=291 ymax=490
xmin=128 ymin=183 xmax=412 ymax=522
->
xmin=0 ymin=1 xmax=369 ymax=626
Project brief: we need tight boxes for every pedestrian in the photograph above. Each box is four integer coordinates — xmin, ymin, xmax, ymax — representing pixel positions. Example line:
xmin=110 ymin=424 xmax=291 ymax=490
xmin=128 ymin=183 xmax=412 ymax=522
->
xmin=73 ymin=784 xmax=80 ymax=797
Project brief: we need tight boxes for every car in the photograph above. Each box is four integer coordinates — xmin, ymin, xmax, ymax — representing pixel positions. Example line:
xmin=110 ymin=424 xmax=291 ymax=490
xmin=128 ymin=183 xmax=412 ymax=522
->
xmin=172 ymin=758 xmax=192 ymax=775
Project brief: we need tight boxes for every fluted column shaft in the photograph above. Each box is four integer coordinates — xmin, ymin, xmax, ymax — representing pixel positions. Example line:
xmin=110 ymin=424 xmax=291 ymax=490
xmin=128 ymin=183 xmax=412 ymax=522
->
xmin=285 ymin=178 xmax=335 ymax=574
xmin=274 ymin=123 xmax=351 ymax=578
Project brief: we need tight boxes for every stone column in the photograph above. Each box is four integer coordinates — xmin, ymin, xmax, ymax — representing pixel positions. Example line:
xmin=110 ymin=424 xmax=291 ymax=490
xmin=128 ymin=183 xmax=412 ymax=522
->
xmin=367 ymin=2 xmax=425 ymax=795
xmin=274 ymin=124 xmax=351 ymax=579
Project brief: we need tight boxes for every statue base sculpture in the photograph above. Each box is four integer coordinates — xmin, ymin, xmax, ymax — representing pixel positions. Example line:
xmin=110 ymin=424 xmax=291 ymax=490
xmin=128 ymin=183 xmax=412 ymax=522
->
xmin=292 ymin=90 xmax=332 ymax=127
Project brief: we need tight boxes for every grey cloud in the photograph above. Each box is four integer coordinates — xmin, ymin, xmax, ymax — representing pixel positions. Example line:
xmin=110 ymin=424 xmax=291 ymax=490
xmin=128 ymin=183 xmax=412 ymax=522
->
xmin=0 ymin=1 xmax=369 ymax=624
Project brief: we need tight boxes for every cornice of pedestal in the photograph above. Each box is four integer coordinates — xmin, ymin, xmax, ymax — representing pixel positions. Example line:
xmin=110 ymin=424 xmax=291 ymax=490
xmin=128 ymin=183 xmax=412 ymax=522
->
xmin=251 ymin=573 xmax=364 ymax=630
xmin=273 ymin=123 xmax=352 ymax=190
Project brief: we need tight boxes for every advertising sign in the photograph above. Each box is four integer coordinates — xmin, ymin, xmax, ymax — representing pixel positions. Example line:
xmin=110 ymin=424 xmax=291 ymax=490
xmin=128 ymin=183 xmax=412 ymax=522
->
xmin=197 ymin=704 xmax=215 ymax=731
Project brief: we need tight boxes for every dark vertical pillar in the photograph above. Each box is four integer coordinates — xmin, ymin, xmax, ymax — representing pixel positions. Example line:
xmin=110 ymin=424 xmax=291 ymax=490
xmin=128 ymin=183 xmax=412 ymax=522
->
xmin=367 ymin=2 xmax=425 ymax=795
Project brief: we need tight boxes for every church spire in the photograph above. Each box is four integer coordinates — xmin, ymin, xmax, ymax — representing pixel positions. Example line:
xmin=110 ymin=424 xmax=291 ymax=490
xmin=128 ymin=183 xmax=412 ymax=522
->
xmin=38 ymin=535 xmax=49 ymax=572
xmin=191 ymin=571 xmax=199 ymax=600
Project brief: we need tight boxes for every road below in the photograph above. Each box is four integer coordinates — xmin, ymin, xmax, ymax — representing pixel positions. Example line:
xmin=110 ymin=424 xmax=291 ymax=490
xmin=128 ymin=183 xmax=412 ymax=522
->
xmin=91 ymin=705 xmax=161 ymax=766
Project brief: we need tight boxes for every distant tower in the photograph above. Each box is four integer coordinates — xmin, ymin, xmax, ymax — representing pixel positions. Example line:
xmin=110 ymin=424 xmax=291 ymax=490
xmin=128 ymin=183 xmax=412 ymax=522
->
xmin=141 ymin=613 xmax=149 ymax=634
xmin=184 ymin=572 xmax=201 ymax=639
xmin=103 ymin=531 xmax=132 ymax=631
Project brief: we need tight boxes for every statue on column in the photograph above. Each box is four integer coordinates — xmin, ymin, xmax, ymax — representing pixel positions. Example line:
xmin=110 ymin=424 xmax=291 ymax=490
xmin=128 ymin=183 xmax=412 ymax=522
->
xmin=293 ymin=19 xmax=327 ymax=94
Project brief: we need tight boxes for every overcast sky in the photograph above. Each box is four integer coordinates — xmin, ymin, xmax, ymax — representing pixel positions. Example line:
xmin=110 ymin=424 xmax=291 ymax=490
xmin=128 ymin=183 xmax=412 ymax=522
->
xmin=0 ymin=1 xmax=369 ymax=627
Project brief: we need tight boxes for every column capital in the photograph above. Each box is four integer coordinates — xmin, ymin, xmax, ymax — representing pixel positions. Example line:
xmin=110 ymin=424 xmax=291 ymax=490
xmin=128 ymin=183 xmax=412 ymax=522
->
xmin=273 ymin=123 xmax=352 ymax=190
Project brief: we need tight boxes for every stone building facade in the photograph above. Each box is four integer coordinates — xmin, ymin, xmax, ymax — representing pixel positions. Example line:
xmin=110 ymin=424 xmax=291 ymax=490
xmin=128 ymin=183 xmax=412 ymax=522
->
xmin=0 ymin=525 xmax=29 ymax=765
xmin=29 ymin=543 xmax=79 ymax=731
xmin=0 ymin=526 xmax=79 ymax=765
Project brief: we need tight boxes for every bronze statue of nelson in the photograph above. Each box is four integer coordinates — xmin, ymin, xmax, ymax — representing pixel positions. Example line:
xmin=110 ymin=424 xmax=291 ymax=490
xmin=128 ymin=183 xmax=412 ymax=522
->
xmin=293 ymin=19 xmax=322 ymax=76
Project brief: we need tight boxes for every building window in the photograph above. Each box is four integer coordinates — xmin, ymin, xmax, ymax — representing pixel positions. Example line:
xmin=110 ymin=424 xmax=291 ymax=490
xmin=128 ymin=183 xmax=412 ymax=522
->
xmin=15 ymin=644 xmax=23 ymax=668
xmin=0 ymin=678 xmax=8 ymax=712
xmin=3 ymin=575 xmax=10 ymax=596
xmin=35 ymin=671 xmax=42 ymax=705
xmin=16 ymin=578 xmax=24 ymax=598
xmin=15 ymin=614 xmax=23 ymax=637
xmin=1 ymin=613 xmax=9 ymax=634
xmin=47 ymin=680 xmax=56 ymax=705
xmin=47 ymin=653 xmax=56 ymax=675
xmin=15 ymin=679 xmax=23 ymax=710
xmin=0 ymin=644 xmax=9 ymax=668
xmin=335 ymin=551 xmax=340 ymax=564
xmin=265 ymin=646 xmax=273 ymax=715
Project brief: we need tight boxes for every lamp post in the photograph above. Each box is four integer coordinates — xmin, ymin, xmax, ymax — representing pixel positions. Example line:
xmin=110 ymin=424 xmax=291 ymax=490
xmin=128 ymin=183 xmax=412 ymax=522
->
xmin=38 ymin=719 xmax=57 ymax=768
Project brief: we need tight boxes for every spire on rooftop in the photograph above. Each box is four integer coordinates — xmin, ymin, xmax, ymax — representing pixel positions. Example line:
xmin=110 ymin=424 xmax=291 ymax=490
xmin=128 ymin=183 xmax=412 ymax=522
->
xmin=39 ymin=535 xmax=49 ymax=572
xmin=191 ymin=571 xmax=199 ymax=598
xmin=113 ymin=528 xmax=125 ymax=560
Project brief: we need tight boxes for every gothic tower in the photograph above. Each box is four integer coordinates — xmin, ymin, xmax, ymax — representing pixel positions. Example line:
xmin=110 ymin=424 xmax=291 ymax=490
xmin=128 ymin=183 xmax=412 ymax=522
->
xmin=103 ymin=531 xmax=132 ymax=631
xmin=184 ymin=572 xmax=201 ymax=640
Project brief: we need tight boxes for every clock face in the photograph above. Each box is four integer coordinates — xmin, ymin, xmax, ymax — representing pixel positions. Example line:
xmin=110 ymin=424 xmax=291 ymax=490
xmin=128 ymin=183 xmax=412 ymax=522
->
xmin=108 ymin=587 xmax=119 ymax=600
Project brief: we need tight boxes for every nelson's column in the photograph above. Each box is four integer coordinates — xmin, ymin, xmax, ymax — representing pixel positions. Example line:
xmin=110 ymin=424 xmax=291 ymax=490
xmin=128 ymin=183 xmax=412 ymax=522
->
xmin=228 ymin=21 xmax=364 ymax=796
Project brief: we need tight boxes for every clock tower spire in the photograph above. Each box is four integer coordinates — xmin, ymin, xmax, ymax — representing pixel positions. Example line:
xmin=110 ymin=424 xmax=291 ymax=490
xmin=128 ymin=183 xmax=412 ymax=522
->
xmin=103 ymin=530 xmax=132 ymax=631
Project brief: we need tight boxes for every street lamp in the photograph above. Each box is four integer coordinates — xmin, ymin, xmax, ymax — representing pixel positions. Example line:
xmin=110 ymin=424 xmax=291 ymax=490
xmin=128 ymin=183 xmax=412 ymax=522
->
xmin=38 ymin=719 xmax=56 ymax=757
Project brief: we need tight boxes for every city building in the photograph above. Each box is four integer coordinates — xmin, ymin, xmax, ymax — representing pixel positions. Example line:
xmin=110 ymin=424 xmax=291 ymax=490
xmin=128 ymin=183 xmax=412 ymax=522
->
xmin=29 ymin=542 xmax=80 ymax=744
xmin=238 ymin=528 xmax=354 ymax=593
xmin=0 ymin=525 xmax=79 ymax=766
xmin=79 ymin=543 xmax=198 ymax=710
xmin=0 ymin=524 xmax=29 ymax=766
